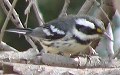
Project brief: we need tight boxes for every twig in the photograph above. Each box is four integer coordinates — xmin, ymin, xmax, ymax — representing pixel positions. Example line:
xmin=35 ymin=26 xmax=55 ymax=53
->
xmin=106 ymin=23 xmax=114 ymax=59
xmin=0 ymin=0 xmax=18 ymax=41
xmin=24 ymin=13 xmax=29 ymax=28
xmin=0 ymin=0 xmax=23 ymax=28
xmin=24 ymin=0 xmax=33 ymax=28
xmin=24 ymin=0 xmax=33 ymax=15
xmin=112 ymin=48 xmax=120 ymax=59
xmin=58 ymin=0 xmax=70 ymax=17
xmin=0 ymin=0 xmax=38 ymax=51
xmin=77 ymin=0 xmax=95 ymax=15
xmin=0 ymin=0 xmax=17 ymax=26
xmin=0 ymin=41 xmax=18 ymax=52
xmin=32 ymin=0 xmax=44 ymax=26
xmin=25 ymin=36 xmax=38 ymax=51
xmin=94 ymin=0 xmax=115 ymax=27
xmin=25 ymin=0 xmax=44 ymax=26
xmin=94 ymin=0 xmax=114 ymax=27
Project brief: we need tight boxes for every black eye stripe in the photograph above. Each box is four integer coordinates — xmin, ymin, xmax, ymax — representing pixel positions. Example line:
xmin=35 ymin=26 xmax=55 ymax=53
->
xmin=75 ymin=24 xmax=85 ymax=31
xmin=75 ymin=24 xmax=98 ymax=35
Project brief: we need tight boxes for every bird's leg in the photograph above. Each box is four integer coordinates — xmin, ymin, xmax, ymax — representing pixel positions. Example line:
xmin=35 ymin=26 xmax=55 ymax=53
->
xmin=70 ymin=53 xmax=93 ymax=68
xmin=57 ymin=52 xmax=65 ymax=56
xmin=37 ymin=49 xmax=47 ymax=56
xmin=89 ymin=46 xmax=98 ymax=56
xmin=70 ymin=52 xmax=88 ymax=58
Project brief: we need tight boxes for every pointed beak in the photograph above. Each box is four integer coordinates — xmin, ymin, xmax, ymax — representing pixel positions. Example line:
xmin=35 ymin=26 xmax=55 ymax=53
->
xmin=102 ymin=32 xmax=113 ymax=41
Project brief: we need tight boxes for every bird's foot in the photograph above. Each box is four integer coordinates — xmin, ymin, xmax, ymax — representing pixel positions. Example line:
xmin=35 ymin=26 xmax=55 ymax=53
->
xmin=89 ymin=46 xmax=98 ymax=56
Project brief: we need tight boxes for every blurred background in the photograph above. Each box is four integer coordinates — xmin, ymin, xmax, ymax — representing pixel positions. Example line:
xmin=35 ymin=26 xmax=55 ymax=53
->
xmin=0 ymin=0 xmax=120 ymax=58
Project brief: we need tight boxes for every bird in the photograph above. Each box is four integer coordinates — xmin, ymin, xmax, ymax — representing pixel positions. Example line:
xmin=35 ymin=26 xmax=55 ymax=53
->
xmin=6 ymin=14 xmax=112 ymax=56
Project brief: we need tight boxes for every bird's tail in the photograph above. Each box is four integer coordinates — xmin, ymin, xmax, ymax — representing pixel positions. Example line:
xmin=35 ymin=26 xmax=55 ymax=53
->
xmin=6 ymin=28 xmax=33 ymax=35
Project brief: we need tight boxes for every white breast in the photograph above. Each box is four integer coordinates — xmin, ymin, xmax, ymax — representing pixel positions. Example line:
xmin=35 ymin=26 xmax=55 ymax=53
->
xmin=40 ymin=39 xmax=90 ymax=55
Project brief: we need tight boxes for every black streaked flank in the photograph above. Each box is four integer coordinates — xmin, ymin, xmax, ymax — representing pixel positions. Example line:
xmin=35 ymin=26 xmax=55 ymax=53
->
xmin=45 ymin=34 xmax=65 ymax=40
xmin=40 ymin=41 xmax=55 ymax=47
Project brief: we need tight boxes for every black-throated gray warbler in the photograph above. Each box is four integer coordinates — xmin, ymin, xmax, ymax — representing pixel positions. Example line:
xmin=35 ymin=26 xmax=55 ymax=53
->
xmin=6 ymin=15 xmax=112 ymax=55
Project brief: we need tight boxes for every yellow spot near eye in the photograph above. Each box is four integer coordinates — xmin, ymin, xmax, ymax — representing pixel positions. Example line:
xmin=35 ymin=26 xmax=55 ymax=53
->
xmin=97 ymin=28 xmax=102 ymax=33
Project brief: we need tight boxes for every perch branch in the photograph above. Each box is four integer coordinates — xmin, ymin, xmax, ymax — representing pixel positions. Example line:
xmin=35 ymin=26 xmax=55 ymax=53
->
xmin=1 ymin=62 xmax=120 ymax=75
xmin=0 ymin=51 xmax=120 ymax=68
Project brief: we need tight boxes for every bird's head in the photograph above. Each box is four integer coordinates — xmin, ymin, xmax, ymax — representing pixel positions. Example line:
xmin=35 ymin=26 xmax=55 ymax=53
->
xmin=72 ymin=15 xmax=112 ymax=41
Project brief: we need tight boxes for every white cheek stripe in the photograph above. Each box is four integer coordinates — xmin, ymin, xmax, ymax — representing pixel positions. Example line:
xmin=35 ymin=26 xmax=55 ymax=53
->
xmin=75 ymin=19 xmax=95 ymax=29
xmin=73 ymin=28 xmax=99 ymax=40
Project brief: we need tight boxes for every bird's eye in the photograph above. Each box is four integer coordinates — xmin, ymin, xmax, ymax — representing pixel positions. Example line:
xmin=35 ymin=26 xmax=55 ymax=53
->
xmin=96 ymin=28 xmax=102 ymax=33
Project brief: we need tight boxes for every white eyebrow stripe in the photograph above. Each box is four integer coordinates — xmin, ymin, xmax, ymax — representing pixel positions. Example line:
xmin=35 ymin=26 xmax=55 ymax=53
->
xmin=75 ymin=19 xmax=95 ymax=29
